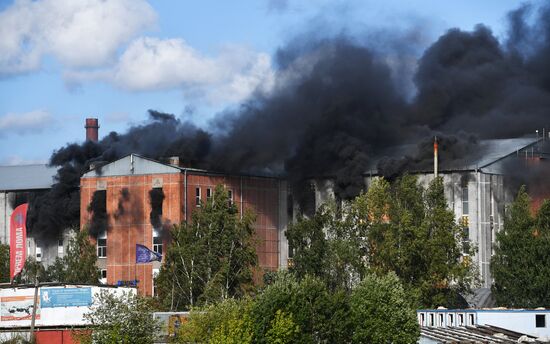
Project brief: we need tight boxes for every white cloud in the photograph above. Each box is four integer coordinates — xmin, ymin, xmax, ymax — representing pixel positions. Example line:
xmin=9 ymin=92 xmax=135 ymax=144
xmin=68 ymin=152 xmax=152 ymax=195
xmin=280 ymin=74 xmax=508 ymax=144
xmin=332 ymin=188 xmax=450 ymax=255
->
xmin=0 ymin=110 xmax=53 ymax=136
xmin=67 ymin=37 xmax=275 ymax=104
xmin=0 ymin=0 xmax=156 ymax=75
xmin=0 ymin=155 xmax=47 ymax=166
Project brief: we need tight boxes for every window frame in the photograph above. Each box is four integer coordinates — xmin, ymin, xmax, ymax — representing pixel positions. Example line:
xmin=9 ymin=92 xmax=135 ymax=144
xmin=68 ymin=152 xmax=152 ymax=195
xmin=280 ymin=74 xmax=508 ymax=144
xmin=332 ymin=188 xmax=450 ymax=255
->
xmin=153 ymin=229 xmax=163 ymax=255
xmin=195 ymin=187 xmax=201 ymax=207
xmin=97 ymin=231 xmax=107 ymax=258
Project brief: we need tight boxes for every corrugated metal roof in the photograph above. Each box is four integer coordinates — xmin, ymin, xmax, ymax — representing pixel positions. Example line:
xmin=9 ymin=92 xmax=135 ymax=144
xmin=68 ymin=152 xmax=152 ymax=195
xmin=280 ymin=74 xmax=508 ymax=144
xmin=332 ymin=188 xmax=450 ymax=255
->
xmin=421 ymin=325 xmax=542 ymax=343
xmin=0 ymin=164 xmax=57 ymax=191
xmin=366 ymin=138 xmax=539 ymax=175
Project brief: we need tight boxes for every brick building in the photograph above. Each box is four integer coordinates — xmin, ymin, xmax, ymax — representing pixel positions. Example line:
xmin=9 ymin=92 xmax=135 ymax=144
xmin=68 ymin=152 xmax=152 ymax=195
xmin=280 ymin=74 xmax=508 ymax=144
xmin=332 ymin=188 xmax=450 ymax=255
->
xmin=80 ymin=154 xmax=289 ymax=295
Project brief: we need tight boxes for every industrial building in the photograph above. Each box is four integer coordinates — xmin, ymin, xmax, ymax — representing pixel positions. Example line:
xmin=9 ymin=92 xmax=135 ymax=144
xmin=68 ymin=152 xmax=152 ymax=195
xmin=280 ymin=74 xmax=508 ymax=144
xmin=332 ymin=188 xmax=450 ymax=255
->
xmin=0 ymin=164 xmax=62 ymax=267
xmin=310 ymin=137 xmax=545 ymax=289
xmin=2 ymin=116 xmax=549 ymax=298
xmin=80 ymin=153 xmax=289 ymax=295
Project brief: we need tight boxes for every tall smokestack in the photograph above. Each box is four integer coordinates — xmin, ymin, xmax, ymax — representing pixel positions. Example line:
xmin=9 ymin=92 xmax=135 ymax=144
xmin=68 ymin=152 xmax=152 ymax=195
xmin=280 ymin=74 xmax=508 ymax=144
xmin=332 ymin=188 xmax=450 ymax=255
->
xmin=85 ymin=118 xmax=99 ymax=142
xmin=434 ymin=136 xmax=438 ymax=178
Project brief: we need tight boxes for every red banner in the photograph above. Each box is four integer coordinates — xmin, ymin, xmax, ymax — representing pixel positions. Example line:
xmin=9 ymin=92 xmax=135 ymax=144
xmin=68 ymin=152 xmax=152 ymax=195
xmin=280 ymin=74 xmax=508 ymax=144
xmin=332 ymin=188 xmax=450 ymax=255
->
xmin=10 ymin=203 xmax=28 ymax=280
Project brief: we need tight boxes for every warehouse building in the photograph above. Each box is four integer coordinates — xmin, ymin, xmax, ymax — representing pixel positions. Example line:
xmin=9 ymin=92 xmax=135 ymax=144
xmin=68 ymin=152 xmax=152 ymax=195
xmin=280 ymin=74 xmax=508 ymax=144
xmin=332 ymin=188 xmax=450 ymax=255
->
xmin=0 ymin=164 xmax=63 ymax=267
xmin=80 ymin=153 xmax=289 ymax=295
xmin=310 ymin=137 xmax=546 ymax=289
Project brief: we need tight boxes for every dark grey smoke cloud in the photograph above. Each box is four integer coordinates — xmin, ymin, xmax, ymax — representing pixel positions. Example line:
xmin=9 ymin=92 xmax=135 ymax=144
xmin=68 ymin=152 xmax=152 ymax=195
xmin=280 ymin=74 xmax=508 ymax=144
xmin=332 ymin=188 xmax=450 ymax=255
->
xmin=28 ymin=2 xmax=550 ymax=234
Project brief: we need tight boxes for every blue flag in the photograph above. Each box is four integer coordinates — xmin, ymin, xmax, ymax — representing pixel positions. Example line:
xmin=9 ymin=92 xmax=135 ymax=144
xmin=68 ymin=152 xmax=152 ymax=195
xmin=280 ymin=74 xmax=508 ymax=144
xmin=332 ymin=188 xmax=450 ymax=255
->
xmin=136 ymin=244 xmax=162 ymax=263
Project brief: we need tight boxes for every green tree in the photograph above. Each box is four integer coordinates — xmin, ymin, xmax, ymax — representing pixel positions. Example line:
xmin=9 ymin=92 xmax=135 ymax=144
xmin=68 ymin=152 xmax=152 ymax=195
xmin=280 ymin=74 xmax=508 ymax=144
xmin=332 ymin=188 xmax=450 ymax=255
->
xmin=155 ymin=185 xmax=257 ymax=310
xmin=286 ymin=200 xmax=367 ymax=292
xmin=249 ymin=272 xmax=351 ymax=344
xmin=491 ymin=187 xmax=550 ymax=307
xmin=350 ymin=272 xmax=419 ymax=344
xmin=265 ymin=310 xmax=300 ymax=344
xmin=47 ymin=229 xmax=100 ymax=284
xmin=177 ymin=298 xmax=253 ymax=344
xmin=0 ymin=244 xmax=9 ymax=283
xmin=79 ymin=290 xmax=160 ymax=344
xmin=14 ymin=257 xmax=48 ymax=283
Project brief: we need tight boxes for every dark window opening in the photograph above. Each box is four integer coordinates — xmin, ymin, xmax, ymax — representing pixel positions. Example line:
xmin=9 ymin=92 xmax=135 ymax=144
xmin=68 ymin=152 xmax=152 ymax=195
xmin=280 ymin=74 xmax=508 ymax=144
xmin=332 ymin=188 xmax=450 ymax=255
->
xmin=195 ymin=187 xmax=201 ymax=206
xmin=468 ymin=314 xmax=474 ymax=325
xmin=537 ymin=314 xmax=546 ymax=328
xmin=101 ymin=269 xmax=107 ymax=279
xmin=89 ymin=190 xmax=107 ymax=237
xmin=228 ymin=189 xmax=234 ymax=205
xmin=149 ymin=188 xmax=164 ymax=230
xmin=206 ymin=188 xmax=212 ymax=199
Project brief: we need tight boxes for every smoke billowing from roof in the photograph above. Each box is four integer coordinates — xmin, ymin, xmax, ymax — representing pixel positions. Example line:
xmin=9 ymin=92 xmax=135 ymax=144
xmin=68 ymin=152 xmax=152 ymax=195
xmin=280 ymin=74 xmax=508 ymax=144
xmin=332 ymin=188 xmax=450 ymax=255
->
xmin=29 ymin=2 xmax=550 ymax=234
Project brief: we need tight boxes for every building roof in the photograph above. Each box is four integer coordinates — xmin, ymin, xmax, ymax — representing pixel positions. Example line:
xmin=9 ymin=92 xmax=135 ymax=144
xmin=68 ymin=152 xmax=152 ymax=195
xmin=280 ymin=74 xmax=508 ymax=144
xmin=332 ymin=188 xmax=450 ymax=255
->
xmin=366 ymin=138 xmax=539 ymax=175
xmin=82 ymin=153 xmax=280 ymax=179
xmin=421 ymin=325 xmax=542 ymax=343
xmin=0 ymin=164 xmax=57 ymax=191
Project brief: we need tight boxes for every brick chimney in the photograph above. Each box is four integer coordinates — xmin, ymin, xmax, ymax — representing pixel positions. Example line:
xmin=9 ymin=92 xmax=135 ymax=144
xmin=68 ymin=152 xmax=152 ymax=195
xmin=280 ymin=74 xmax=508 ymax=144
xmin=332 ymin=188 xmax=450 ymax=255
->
xmin=85 ymin=118 xmax=99 ymax=142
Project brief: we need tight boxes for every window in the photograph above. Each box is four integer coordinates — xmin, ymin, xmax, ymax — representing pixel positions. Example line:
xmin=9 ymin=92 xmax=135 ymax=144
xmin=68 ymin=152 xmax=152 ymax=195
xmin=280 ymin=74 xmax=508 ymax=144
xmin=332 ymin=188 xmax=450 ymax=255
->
xmin=459 ymin=314 xmax=465 ymax=326
xmin=100 ymin=269 xmax=107 ymax=284
xmin=429 ymin=314 xmax=435 ymax=327
xmin=448 ymin=314 xmax=454 ymax=327
xmin=152 ymin=269 xmax=160 ymax=296
xmin=153 ymin=229 xmax=163 ymax=255
xmin=195 ymin=187 xmax=201 ymax=207
xmin=462 ymin=186 xmax=469 ymax=215
xmin=228 ymin=189 xmax=234 ymax=205
xmin=439 ymin=314 xmax=444 ymax=326
xmin=35 ymin=247 xmax=42 ymax=262
xmin=468 ymin=314 xmax=475 ymax=326
xmin=536 ymin=314 xmax=546 ymax=328
xmin=57 ymin=239 xmax=64 ymax=256
xmin=420 ymin=313 xmax=425 ymax=326
xmin=206 ymin=188 xmax=212 ymax=199
xmin=97 ymin=231 xmax=107 ymax=258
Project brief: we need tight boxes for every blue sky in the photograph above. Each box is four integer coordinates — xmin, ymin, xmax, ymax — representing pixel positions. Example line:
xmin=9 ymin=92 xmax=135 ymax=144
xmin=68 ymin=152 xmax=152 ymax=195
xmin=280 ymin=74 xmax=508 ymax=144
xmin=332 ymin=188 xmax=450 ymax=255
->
xmin=0 ymin=0 xmax=534 ymax=165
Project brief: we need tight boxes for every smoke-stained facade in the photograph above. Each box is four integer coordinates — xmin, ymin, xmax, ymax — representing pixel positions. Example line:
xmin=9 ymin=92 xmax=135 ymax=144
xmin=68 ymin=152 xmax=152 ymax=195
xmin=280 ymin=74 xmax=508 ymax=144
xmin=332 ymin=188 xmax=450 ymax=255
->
xmin=310 ymin=138 xmax=549 ymax=289
xmin=80 ymin=154 xmax=288 ymax=296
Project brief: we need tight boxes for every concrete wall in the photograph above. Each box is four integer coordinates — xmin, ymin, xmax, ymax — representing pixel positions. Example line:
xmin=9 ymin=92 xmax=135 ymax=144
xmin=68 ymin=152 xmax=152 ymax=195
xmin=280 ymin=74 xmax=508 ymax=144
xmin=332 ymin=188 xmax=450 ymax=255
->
xmin=310 ymin=171 xmax=509 ymax=288
xmin=0 ymin=192 xmax=12 ymax=245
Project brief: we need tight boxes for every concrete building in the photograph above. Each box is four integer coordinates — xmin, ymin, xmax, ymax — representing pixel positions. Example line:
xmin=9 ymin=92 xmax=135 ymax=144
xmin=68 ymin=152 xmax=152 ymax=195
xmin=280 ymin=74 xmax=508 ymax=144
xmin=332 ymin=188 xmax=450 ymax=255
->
xmin=80 ymin=154 xmax=289 ymax=295
xmin=0 ymin=164 xmax=63 ymax=267
xmin=310 ymin=138 xmax=545 ymax=289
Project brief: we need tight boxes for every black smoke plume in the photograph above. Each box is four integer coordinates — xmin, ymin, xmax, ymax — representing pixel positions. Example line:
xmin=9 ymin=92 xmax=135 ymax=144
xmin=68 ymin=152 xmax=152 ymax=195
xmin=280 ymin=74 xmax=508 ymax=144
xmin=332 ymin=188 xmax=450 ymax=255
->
xmin=114 ymin=188 xmax=130 ymax=220
xmin=28 ymin=2 xmax=550 ymax=234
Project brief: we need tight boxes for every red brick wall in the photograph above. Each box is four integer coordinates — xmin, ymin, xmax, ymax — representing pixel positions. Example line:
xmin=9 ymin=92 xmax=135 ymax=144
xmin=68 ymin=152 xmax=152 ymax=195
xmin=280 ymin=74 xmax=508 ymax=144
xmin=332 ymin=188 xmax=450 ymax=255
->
xmin=81 ymin=171 xmax=281 ymax=296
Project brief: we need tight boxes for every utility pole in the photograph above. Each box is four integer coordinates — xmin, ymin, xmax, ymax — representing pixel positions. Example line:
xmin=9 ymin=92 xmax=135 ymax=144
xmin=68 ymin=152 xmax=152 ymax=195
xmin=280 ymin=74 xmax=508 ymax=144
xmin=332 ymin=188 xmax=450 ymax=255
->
xmin=29 ymin=278 xmax=39 ymax=342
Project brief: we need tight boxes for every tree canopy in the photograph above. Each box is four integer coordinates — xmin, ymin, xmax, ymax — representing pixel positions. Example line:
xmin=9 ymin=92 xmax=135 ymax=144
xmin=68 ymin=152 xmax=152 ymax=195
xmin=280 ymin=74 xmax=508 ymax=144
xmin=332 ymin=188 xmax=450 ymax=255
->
xmin=492 ymin=186 xmax=550 ymax=308
xmin=286 ymin=175 xmax=476 ymax=307
xmin=155 ymin=185 xmax=257 ymax=310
